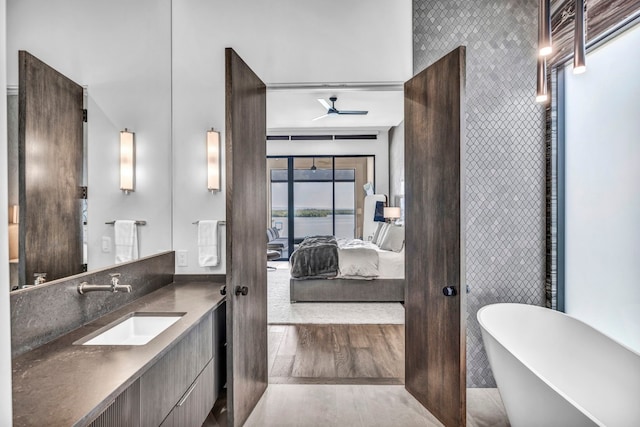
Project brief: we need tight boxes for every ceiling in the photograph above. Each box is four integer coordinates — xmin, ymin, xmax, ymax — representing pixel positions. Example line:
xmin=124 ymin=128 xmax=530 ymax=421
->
xmin=266 ymin=86 xmax=405 ymax=132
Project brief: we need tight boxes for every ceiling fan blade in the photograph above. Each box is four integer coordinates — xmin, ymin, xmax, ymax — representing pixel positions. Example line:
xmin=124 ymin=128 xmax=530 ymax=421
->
xmin=317 ymin=98 xmax=331 ymax=110
xmin=336 ymin=110 xmax=368 ymax=115
xmin=312 ymin=113 xmax=329 ymax=121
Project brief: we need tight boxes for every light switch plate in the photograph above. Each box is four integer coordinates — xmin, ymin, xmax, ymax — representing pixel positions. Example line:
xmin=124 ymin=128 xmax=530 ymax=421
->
xmin=177 ymin=250 xmax=188 ymax=267
xmin=101 ymin=236 xmax=111 ymax=253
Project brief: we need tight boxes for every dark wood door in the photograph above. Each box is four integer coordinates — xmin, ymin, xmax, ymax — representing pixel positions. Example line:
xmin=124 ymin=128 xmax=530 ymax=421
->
xmin=18 ymin=51 xmax=84 ymax=285
xmin=404 ymin=46 xmax=467 ymax=427
xmin=225 ymin=48 xmax=268 ymax=427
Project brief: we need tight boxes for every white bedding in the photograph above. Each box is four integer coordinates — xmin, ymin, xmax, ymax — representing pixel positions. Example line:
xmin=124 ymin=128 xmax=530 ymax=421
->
xmin=336 ymin=238 xmax=404 ymax=279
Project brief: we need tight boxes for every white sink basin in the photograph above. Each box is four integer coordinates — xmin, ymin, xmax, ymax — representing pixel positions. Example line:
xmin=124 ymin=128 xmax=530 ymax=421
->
xmin=79 ymin=312 xmax=184 ymax=346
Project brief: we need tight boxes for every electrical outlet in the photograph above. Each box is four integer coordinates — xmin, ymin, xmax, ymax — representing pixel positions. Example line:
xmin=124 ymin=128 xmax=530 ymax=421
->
xmin=177 ymin=250 xmax=188 ymax=267
xmin=101 ymin=236 xmax=111 ymax=253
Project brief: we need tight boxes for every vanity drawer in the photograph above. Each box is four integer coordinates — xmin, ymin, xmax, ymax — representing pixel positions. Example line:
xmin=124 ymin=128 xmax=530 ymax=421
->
xmin=140 ymin=313 xmax=213 ymax=427
xmin=88 ymin=380 xmax=140 ymax=427
xmin=160 ymin=358 xmax=215 ymax=427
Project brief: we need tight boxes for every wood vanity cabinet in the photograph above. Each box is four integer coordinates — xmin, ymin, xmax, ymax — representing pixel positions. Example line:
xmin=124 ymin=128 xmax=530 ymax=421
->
xmin=88 ymin=302 xmax=226 ymax=427
xmin=140 ymin=313 xmax=213 ymax=427
xmin=158 ymin=359 xmax=215 ymax=427
xmin=88 ymin=380 xmax=141 ymax=427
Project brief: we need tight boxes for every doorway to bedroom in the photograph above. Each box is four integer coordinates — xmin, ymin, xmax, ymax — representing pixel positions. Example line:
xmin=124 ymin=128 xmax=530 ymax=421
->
xmin=265 ymin=153 xmax=406 ymax=386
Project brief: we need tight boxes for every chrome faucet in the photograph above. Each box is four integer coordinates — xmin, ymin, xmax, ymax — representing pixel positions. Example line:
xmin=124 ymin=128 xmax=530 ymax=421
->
xmin=109 ymin=273 xmax=132 ymax=292
xmin=77 ymin=273 xmax=132 ymax=294
xmin=34 ymin=273 xmax=47 ymax=286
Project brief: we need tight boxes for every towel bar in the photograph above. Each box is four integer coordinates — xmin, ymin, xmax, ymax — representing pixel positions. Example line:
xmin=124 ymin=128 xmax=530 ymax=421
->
xmin=105 ymin=220 xmax=147 ymax=225
xmin=192 ymin=220 xmax=226 ymax=225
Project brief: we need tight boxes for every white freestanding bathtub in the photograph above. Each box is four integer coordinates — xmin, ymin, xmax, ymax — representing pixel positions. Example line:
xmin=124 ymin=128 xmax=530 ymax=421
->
xmin=478 ymin=303 xmax=640 ymax=427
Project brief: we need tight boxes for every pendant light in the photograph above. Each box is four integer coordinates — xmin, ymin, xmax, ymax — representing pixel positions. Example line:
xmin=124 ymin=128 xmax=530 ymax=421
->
xmin=310 ymin=157 xmax=317 ymax=172
xmin=536 ymin=0 xmax=551 ymax=102
xmin=538 ymin=0 xmax=552 ymax=56
xmin=573 ymin=0 xmax=587 ymax=74
xmin=536 ymin=57 xmax=548 ymax=103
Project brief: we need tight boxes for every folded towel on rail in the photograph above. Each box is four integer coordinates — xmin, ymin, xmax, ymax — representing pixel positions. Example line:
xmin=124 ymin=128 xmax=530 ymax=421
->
xmin=198 ymin=220 xmax=219 ymax=267
xmin=115 ymin=220 xmax=139 ymax=264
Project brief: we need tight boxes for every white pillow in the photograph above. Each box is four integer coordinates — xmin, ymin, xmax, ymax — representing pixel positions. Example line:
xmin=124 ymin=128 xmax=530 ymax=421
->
xmin=338 ymin=248 xmax=379 ymax=278
xmin=371 ymin=222 xmax=385 ymax=243
xmin=379 ymin=225 xmax=405 ymax=252
xmin=374 ymin=223 xmax=390 ymax=246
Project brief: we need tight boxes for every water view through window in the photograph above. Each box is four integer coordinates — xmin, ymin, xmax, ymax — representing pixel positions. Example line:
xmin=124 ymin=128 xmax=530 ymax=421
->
xmin=268 ymin=156 xmax=373 ymax=250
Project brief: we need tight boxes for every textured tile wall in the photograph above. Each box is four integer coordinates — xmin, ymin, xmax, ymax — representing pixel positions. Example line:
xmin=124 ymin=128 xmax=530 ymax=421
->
xmin=413 ymin=0 xmax=546 ymax=387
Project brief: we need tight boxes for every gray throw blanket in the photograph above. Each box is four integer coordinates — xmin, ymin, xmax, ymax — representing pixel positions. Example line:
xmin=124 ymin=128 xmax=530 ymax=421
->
xmin=290 ymin=235 xmax=339 ymax=279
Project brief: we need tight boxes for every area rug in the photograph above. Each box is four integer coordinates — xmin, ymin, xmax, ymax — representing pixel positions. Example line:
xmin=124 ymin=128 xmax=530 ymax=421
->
xmin=268 ymin=262 xmax=405 ymax=324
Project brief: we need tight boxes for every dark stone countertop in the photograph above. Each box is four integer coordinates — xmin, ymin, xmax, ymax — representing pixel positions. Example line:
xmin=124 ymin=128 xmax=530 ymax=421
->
xmin=12 ymin=281 xmax=225 ymax=427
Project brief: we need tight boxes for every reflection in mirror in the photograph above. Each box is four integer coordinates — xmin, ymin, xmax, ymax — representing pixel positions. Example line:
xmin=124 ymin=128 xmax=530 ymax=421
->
xmin=7 ymin=85 xmax=88 ymax=291
xmin=13 ymin=51 xmax=85 ymax=290
xmin=6 ymin=0 xmax=174 ymax=292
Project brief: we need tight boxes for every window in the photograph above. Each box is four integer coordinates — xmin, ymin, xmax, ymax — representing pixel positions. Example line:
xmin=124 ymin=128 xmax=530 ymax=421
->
xmin=267 ymin=156 xmax=374 ymax=256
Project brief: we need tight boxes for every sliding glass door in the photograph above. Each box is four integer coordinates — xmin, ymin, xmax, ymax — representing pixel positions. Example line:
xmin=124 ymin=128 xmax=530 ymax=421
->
xmin=269 ymin=158 xmax=289 ymax=234
xmin=267 ymin=155 xmax=374 ymax=258
xmin=293 ymin=157 xmax=334 ymax=239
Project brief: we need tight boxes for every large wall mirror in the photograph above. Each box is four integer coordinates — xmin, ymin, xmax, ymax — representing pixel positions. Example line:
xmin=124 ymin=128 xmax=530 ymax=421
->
xmin=6 ymin=0 xmax=173 ymax=291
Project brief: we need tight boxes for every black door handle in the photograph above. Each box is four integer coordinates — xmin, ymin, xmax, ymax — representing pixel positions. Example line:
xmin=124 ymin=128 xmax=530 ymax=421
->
xmin=235 ymin=286 xmax=249 ymax=296
xmin=220 ymin=285 xmax=226 ymax=296
xmin=443 ymin=286 xmax=457 ymax=297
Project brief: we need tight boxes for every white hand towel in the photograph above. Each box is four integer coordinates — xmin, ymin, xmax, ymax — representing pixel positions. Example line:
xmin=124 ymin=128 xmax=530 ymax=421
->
xmin=115 ymin=220 xmax=139 ymax=264
xmin=198 ymin=220 xmax=219 ymax=267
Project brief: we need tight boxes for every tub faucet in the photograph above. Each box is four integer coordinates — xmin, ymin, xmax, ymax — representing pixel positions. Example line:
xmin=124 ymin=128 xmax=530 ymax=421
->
xmin=77 ymin=273 xmax=132 ymax=294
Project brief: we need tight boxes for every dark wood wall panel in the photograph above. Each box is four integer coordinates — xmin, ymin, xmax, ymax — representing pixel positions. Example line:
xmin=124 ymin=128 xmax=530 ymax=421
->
xmin=225 ymin=48 xmax=268 ymax=427
xmin=405 ymin=46 xmax=466 ymax=427
xmin=18 ymin=51 xmax=84 ymax=285
xmin=550 ymin=0 xmax=640 ymax=64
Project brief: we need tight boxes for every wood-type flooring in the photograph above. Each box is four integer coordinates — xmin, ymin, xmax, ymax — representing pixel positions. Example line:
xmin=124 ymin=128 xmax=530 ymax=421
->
xmin=268 ymin=324 xmax=404 ymax=385
xmin=205 ymin=323 xmax=510 ymax=426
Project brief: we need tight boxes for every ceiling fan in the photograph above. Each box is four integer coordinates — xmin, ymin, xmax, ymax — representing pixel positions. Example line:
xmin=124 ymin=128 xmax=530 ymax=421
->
xmin=312 ymin=96 xmax=368 ymax=121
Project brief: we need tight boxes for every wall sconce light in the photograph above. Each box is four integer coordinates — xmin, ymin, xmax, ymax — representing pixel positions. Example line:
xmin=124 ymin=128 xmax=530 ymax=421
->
xmin=538 ymin=0 xmax=552 ymax=56
xmin=120 ymin=129 xmax=135 ymax=194
xmin=207 ymin=129 xmax=221 ymax=192
xmin=573 ymin=0 xmax=587 ymax=74
xmin=536 ymin=57 xmax=548 ymax=103
xmin=384 ymin=207 xmax=401 ymax=223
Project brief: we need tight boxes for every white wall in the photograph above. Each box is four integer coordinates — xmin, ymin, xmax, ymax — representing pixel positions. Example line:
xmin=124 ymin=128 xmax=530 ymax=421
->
xmin=0 ymin=0 xmax=13 ymax=421
xmin=7 ymin=0 xmax=174 ymax=271
xmin=564 ymin=23 xmax=640 ymax=352
xmin=171 ymin=1 xmax=227 ymax=275
xmin=171 ymin=0 xmax=411 ymax=274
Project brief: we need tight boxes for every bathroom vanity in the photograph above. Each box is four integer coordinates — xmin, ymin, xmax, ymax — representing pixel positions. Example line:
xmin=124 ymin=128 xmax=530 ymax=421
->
xmin=11 ymin=280 xmax=226 ymax=427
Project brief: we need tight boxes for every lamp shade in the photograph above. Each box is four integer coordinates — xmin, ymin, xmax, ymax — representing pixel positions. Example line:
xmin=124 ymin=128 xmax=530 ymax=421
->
xmin=207 ymin=129 xmax=221 ymax=191
xmin=384 ymin=207 xmax=401 ymax=219
xmin=120 ymin=129 xmax=135 ymax=193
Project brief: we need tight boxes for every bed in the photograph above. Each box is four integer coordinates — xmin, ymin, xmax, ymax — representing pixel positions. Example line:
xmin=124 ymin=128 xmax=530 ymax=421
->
xmin=289 ymin=224 xmax=405 ymax=303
